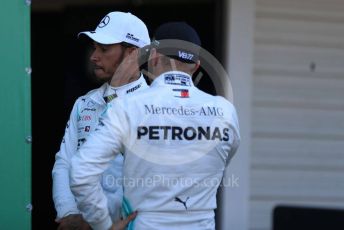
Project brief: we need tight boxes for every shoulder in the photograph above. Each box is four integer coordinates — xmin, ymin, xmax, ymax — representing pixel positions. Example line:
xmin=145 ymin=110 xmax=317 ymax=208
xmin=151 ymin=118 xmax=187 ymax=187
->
xmin=76 ymin=84 xmax=106 ymax=104
xmin=214 ymin=95 xmax=240 ymax=133
xmin=84 ymin=83 xmax=106 ymax=97
xmin=195 ymin=88 xmax=236 ymax=109
xmin=195 ymin=89 xmax=239 ymax=122
xmin=215 ymin=95 xmax=236 ymax=111
xmin=74 ymin=94 xmax=92 ymax=106
xmin=213 ymin=95 xmax=238 ymax=121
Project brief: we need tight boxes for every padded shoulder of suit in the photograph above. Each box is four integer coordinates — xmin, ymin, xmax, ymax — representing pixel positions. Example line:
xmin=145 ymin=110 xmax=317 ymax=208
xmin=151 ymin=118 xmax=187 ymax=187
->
xmin=75 ymin=86 xmax=103 ymax=103
xmin=214 ymin=95 xmax=236 ymax=110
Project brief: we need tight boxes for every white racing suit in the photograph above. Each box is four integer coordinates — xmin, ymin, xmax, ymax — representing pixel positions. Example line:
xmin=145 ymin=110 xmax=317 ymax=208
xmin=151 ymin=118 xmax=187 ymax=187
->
xmin=52 ymin=75 xmax=148 ymax=222
xmin=70 ymin=71 xmax=240 ymax=230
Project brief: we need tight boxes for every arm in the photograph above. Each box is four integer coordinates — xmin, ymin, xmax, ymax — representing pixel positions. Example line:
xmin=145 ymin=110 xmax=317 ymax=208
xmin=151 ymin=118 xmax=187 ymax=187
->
xmin=70 ymin=103 xmax=127 ymax=230
xmin=52 ymin=100 xmax=80 ymax=219
xmin=225 ymin=103 xmax=241 ymax=166
xmin=102 ymin=155 xmax=124 ymax=222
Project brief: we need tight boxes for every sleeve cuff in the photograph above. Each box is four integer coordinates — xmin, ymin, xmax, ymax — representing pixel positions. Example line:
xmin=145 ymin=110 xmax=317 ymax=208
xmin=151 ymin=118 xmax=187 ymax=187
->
xmin=55 ymin=203 xmax=80 ymax=220
xmin=91 ymin=216 xmax=113 ymax=230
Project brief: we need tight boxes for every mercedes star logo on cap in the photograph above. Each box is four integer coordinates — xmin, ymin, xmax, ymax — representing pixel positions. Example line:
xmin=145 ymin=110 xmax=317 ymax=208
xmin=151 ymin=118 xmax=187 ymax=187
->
xmin=98 ymin=15 xmax=110 ymax=28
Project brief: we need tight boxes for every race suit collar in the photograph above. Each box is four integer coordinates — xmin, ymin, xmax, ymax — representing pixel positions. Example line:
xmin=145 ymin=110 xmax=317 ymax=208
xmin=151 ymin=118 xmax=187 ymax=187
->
xmin=90 ymin=74 xmax=147 ymax=104
xmin=89 ymin=83 xmax=108 ymax=105
xmin=151 ymin=71 xmax=194 ymax=88
xmin=105 ymin=74 xmax=147 ymax=98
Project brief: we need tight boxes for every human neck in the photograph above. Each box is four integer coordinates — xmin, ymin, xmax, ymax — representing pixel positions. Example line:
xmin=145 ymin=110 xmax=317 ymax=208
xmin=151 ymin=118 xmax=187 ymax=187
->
xmin=110 ymin=69 xmax=140 ymax=87
xmin=153 ymin=67 xmax=190 ymax=78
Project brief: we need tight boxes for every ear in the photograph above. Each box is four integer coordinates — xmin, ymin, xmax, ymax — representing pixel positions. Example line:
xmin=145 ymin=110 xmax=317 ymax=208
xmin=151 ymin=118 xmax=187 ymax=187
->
xmin=149 ymin=48 xmax=159 ymax=67
xmin=191 ymin=60 xmax=201 ymax=74
xmin=125 ymin=47 xmax=138 ymax=57
xmin=123 ymin=47 xmax=139 ymax=64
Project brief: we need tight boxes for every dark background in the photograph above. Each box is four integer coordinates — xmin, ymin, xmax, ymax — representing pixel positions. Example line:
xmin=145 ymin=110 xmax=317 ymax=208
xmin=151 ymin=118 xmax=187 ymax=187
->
xmin=31 ymin=1 xmax=225 ymax=229
xmin=273 ymin=206 xmax=344 ymax=230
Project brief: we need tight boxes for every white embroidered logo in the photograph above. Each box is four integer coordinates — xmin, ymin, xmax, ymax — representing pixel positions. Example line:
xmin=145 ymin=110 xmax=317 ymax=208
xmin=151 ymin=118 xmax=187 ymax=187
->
xmin=178 ymin=51 xmax=194 ymax=60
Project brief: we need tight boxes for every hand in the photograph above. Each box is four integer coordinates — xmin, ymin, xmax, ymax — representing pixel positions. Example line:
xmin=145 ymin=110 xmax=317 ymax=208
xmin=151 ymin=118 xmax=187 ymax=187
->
xmin=56 ymin=214 xmax=91 ymax=230
xmin=109 ymin=211 xmax=138 ymax=230
xmin=111 ymin=48 xmax=139 ymax=87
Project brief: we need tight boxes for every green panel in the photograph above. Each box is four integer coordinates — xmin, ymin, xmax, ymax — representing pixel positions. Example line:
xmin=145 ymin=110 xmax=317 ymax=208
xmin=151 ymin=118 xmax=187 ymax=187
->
xmin=0 ymin=0 xmax=31 ymax=229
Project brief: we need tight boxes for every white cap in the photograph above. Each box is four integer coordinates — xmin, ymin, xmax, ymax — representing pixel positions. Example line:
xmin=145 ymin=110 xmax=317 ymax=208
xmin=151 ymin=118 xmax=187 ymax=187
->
xmin=78 ymin=11 xmax=150 ymax=48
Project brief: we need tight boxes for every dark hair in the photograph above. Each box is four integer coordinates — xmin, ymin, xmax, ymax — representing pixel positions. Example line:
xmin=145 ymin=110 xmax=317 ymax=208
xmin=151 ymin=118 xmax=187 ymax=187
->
xmin=120 ymin=42 xmax=138 ymax=49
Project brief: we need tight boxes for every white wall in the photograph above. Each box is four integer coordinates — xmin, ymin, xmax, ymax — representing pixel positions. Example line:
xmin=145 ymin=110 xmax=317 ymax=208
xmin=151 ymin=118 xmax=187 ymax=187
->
xmin=219 ymin=0 xmax=255 ymax=229
xmin=251 ymin=0 xmax=344 ymax=229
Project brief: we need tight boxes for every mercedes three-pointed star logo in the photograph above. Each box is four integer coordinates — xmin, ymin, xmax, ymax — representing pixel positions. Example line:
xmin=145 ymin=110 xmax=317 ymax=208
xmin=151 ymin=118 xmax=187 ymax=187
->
xmin=98 ymin=15 xmax=110 ymax=28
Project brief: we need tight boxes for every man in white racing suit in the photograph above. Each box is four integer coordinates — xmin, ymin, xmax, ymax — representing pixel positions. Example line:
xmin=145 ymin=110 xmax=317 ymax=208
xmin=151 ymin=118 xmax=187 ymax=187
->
xmin=70 ymin=22 xmax=240 ymax=230
xmin=52 ymin=11 xmax=150 ymax=229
